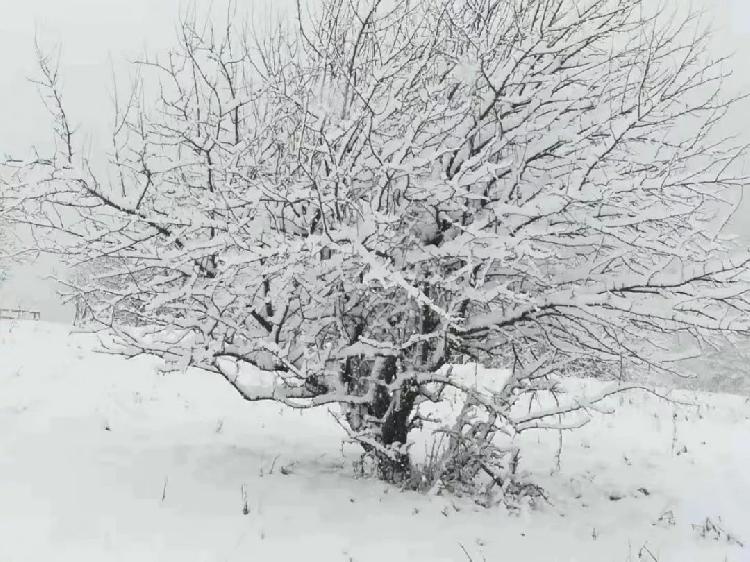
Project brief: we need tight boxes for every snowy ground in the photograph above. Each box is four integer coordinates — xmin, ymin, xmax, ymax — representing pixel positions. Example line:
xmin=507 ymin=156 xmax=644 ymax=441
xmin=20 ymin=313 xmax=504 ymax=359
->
xmin=0 ymin=320 xmax=748 ymax=562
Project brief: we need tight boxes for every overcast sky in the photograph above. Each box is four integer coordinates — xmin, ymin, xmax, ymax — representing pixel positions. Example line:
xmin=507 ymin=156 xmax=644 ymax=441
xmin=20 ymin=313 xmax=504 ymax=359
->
xmin=1 ymin=0 xmax=750 ymax=321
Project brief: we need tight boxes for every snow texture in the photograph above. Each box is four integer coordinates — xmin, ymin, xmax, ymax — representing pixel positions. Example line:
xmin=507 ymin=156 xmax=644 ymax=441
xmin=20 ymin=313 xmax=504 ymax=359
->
xmin=0 ymin=320 xmax=747 ymax=561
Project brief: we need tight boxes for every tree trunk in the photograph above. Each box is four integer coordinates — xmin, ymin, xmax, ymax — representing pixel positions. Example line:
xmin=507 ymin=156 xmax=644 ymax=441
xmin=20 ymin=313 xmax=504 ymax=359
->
xmin=342 ymin=354 xmax=417 ymax=482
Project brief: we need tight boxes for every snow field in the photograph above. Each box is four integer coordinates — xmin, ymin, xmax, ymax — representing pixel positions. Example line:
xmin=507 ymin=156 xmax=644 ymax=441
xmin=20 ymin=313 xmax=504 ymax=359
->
xmin=0 ymin=320 xmax=748 ymax=561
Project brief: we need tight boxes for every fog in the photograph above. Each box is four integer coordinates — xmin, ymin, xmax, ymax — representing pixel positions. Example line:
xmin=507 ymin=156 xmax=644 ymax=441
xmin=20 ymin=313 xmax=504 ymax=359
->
xmin=1 ymin=0 xmax=749 ymax=321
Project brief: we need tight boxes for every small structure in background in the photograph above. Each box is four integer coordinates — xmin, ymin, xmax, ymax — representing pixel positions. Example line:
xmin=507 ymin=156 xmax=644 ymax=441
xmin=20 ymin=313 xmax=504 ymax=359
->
xmin=0 ymin=308 xmax=40 ymax=321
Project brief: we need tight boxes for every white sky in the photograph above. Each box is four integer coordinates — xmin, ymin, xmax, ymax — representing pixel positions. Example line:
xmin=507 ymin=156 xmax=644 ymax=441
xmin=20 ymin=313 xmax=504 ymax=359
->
xmin=1 ymin=0 xmax=749 ymax=320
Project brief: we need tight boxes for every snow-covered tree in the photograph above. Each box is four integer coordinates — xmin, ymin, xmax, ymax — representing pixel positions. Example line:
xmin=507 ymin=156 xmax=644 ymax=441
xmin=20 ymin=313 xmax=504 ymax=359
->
xmin=0 ymin=171 xmax=19 ymax=285
xmin=12 ymin=0 xmax=750 ymax=494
